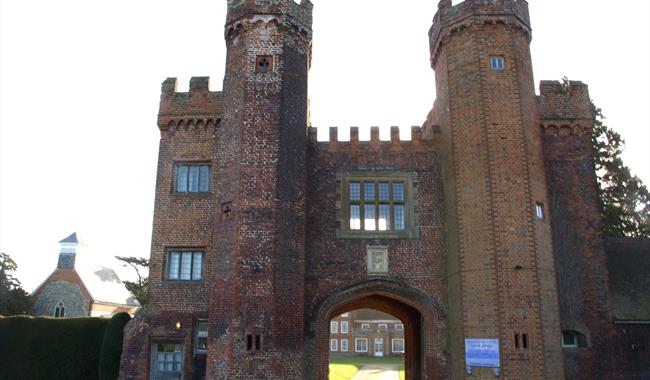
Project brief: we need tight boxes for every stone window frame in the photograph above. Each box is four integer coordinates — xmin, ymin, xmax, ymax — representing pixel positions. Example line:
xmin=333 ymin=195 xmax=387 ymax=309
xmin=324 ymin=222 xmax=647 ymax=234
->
xmin=54 ymin=302 xmax=65 ymax=318
xmin=355 ymin=338 xmax=368 ymax=353
xmin=165 ymin=249 xmax=205 ymax=283
xmin=395 ymin=323 xmax=404 ymax=331
xmin=378 ymin=323 xmax=388 ymax=330
xmin=336 ymin=171 xmax=419 ymax=239
xmin=150 ymin=341 xmax=184 ymax=380
xmin=173 ymin=162 xmax=211 ymax=194
xmin=194 ymin=319 xmax=208 ymax=354
xmin=361 ymin=323 xmax=370 ymax=329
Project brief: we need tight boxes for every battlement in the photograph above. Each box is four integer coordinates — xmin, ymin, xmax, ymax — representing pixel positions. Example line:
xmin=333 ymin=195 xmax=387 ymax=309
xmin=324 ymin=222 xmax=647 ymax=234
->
xmin=538 ymin=80 xmax=593 ymax=127
xmin=308 ymin=126 xmax=438 ymax=145
xmin=226 ymin=0 xmax=313 ymax=31
xmin=158 ymin=77 xmax=224 ymax=130
xmin=430 ymin=0 xmax=531 ymax=65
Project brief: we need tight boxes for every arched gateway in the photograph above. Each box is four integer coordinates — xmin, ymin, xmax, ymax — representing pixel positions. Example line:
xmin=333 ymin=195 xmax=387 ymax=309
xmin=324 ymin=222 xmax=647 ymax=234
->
xmin=307 ymin=279 xmax=447 ymax=380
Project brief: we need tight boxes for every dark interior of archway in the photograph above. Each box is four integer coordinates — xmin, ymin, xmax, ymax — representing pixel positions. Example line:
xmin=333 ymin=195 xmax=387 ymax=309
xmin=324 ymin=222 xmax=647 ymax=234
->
xmin=329 ymin=294 xmax=422 ymax=380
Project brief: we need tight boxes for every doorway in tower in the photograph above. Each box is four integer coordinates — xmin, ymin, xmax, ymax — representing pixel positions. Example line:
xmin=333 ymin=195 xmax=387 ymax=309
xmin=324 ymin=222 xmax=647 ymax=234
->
xmin=328 ymin=308 xmax=406 ymax=380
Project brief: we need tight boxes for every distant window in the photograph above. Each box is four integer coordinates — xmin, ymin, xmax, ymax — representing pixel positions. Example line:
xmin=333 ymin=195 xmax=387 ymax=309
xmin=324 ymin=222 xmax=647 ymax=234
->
xmin=175 ymin=164 xmax=210 ymax=193
xmin=535 ymin=202 xmax=544 ymax=220
xmin=490 ymin=56 xmax=505 ymax=70
xmin=166 ymin=250 xmax=203 ymax=281
xmin=361 ymin=323 xmax=370 ymax=329
xmin=340 ymin=321 xmax=349 ymax=334
xmin=378 ymin=323 xmax=388 ymax=330
xmin=562 ymin=330 xmax=587 ymax=348
xmin=355 ymin=338 xmax=368 ymax=353
xmin=151 ymin=342 xmax=183 ymax=380
xmin=195 ymin=320 xmax=208 ymax=354
xmin=54 ymin=302 xmax=65 ymax=318
xmin=341 ymin=312 xmax=349 ymax=317
xmin=392 ymin=338 xmax=404 ymax=353
xmin=330 ymin=339 xmax=338 ymax=352
xmin=330 ymin=321 xmax=338 ymax=334
xmin=341 ymin=339 xmax=349 ymax=352
xmin=395 ymin=323 xmax=404 ymax=331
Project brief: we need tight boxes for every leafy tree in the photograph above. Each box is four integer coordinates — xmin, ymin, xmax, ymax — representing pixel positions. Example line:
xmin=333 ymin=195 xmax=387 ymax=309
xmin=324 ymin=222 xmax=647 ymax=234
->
xmin=0 ymin=252 xmax=32 ymax=315
xmin=115 ymin=256 xmax=149 ymax=306
xmin=591 ymin=103 xmax=650 ymax=237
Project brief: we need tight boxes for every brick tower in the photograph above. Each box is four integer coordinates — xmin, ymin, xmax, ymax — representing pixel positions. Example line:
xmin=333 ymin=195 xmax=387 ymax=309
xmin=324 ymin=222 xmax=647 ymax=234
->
xmin=119 ymin=1 xmax=312 ymax=379
xmin=429 ymin=0 xmax=564 ymax=378
xmin=208 ymin=0 xmax=312 ymax=378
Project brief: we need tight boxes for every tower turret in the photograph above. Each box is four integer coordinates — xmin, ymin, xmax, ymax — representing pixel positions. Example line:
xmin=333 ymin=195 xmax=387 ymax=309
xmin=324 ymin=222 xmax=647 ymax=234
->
xmin=429 ymin=0 xmax=564 ymax=378
xmin=57 ymin=232 xmax=80 ymax=269
xmin=208 ymin=0 xmax=313 ymax=378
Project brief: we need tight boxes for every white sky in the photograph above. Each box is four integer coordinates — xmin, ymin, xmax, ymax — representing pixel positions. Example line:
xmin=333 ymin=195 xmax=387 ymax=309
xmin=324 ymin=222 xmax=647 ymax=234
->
xmin=1 ymin=0 xmax=648 ymax=291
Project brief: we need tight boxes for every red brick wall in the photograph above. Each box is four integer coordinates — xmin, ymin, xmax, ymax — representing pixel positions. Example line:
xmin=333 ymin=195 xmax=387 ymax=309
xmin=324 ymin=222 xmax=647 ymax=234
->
xmin=430 ymin=1 xmax=563 ymax=378
xmin=540 ymin=81 xmax=620 ymax=379
xmin=304 ymin=129 xmax=449 ymax=379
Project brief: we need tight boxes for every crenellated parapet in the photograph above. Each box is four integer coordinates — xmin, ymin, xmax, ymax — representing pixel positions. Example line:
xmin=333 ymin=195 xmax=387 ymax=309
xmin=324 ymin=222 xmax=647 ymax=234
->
xmin=158 ymin=77 xmax=223 ymax=134
xmin=538 ymin=80 xmax=593 ymax=136
xmin=225 ymin=0 xmax=313 ymax=39
xmin=308 ymin=125 xmax=438 ymax=152
xmin=430 ymin=0 xmax=531 ymax=66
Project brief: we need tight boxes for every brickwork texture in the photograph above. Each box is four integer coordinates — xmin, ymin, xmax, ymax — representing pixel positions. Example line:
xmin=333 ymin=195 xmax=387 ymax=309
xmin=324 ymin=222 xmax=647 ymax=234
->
xmin=119 ymin=1 xmax=643 ymax=379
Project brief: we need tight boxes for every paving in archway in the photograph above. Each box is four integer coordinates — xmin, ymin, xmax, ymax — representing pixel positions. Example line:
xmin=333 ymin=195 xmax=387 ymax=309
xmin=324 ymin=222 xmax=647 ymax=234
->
xmin=351 ymin=364 xmax=401 ymax=380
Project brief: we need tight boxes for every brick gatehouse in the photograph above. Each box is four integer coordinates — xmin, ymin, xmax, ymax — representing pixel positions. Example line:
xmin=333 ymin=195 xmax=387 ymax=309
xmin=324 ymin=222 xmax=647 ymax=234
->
xmin=119 ymin=1 xmax=649 ymax=379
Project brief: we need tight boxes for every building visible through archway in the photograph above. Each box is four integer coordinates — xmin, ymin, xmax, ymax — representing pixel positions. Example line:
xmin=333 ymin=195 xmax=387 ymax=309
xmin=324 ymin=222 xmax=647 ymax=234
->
xmin=329 ymin=309 xmax=406 ymax=378
xmin=306 ymin=280 xmax=447 ymax=380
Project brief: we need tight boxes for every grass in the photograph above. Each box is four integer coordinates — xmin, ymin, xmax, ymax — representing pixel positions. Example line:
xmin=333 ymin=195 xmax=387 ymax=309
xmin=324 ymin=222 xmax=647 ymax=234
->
xmin=329 ymin=356 xmax=405 ymax=380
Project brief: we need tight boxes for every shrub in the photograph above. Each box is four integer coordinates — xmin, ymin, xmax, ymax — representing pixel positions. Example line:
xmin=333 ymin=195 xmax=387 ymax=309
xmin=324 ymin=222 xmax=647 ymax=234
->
xmin=0 ymin=314 xmax=128 ymax=380
xmin=98 ymin=312 xmax=131 ymax=380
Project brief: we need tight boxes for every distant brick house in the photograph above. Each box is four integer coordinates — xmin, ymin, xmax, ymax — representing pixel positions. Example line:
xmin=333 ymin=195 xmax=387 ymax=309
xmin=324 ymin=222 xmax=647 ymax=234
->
xmin=31 ymin=233 xmax=138 ymax=318
xmin=330 ymin=309 xmax=405 ymax=358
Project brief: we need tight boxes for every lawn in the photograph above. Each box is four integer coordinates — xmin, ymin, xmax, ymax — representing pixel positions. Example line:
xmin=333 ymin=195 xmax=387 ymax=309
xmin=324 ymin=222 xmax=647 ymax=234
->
xmin=329 ymin=356 xmax=405 ymax=380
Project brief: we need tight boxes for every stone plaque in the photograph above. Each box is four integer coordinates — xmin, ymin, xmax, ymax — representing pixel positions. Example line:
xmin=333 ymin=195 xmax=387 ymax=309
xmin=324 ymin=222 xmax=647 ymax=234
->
xmin=367 ymin=246 xmax=388 ymax=274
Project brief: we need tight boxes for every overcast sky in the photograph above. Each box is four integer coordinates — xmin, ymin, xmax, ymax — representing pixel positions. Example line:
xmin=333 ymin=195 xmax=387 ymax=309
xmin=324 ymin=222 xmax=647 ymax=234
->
xmin=1 ymin=0 xmax=648 ymax=291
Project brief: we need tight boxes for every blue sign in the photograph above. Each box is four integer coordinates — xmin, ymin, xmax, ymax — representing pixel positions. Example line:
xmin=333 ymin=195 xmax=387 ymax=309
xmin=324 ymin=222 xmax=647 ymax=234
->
xmin=465 ymin=339 xmax=500 ymax=368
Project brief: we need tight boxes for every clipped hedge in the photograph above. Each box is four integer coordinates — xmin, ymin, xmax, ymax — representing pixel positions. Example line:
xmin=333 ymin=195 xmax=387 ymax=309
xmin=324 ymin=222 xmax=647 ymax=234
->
xmin=99 ymin=312 xmax=131 ymax=380
xmin=0 ymin=313 xmax=131 ymax=380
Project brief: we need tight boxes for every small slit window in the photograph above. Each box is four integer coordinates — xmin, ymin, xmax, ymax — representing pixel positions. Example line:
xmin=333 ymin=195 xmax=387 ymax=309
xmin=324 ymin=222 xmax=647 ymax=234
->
xmin=256 ymin=55 xmax=273 ymax=73
xmin=490 ymin=56 xmax=505 ymax=71
xmin=195 ymin=320 xmax=208 ymax=354
xmin=535 ymin=202 xmax=545 ymax=220
xmin=246 ymin=334 xmax=262 ymax=351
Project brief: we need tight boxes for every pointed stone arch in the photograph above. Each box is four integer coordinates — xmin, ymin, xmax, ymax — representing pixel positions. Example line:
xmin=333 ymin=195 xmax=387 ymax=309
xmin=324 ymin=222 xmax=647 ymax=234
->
xmin=306 ymin=279 xmax=448 ymax=380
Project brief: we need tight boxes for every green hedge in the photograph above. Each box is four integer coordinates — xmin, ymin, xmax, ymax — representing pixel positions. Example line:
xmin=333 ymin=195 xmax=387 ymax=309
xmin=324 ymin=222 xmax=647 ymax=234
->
xmin=0 ymin=313 xmax=131 ymax=380
xmin=99 ymin=312 xmax=131 ymax=380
